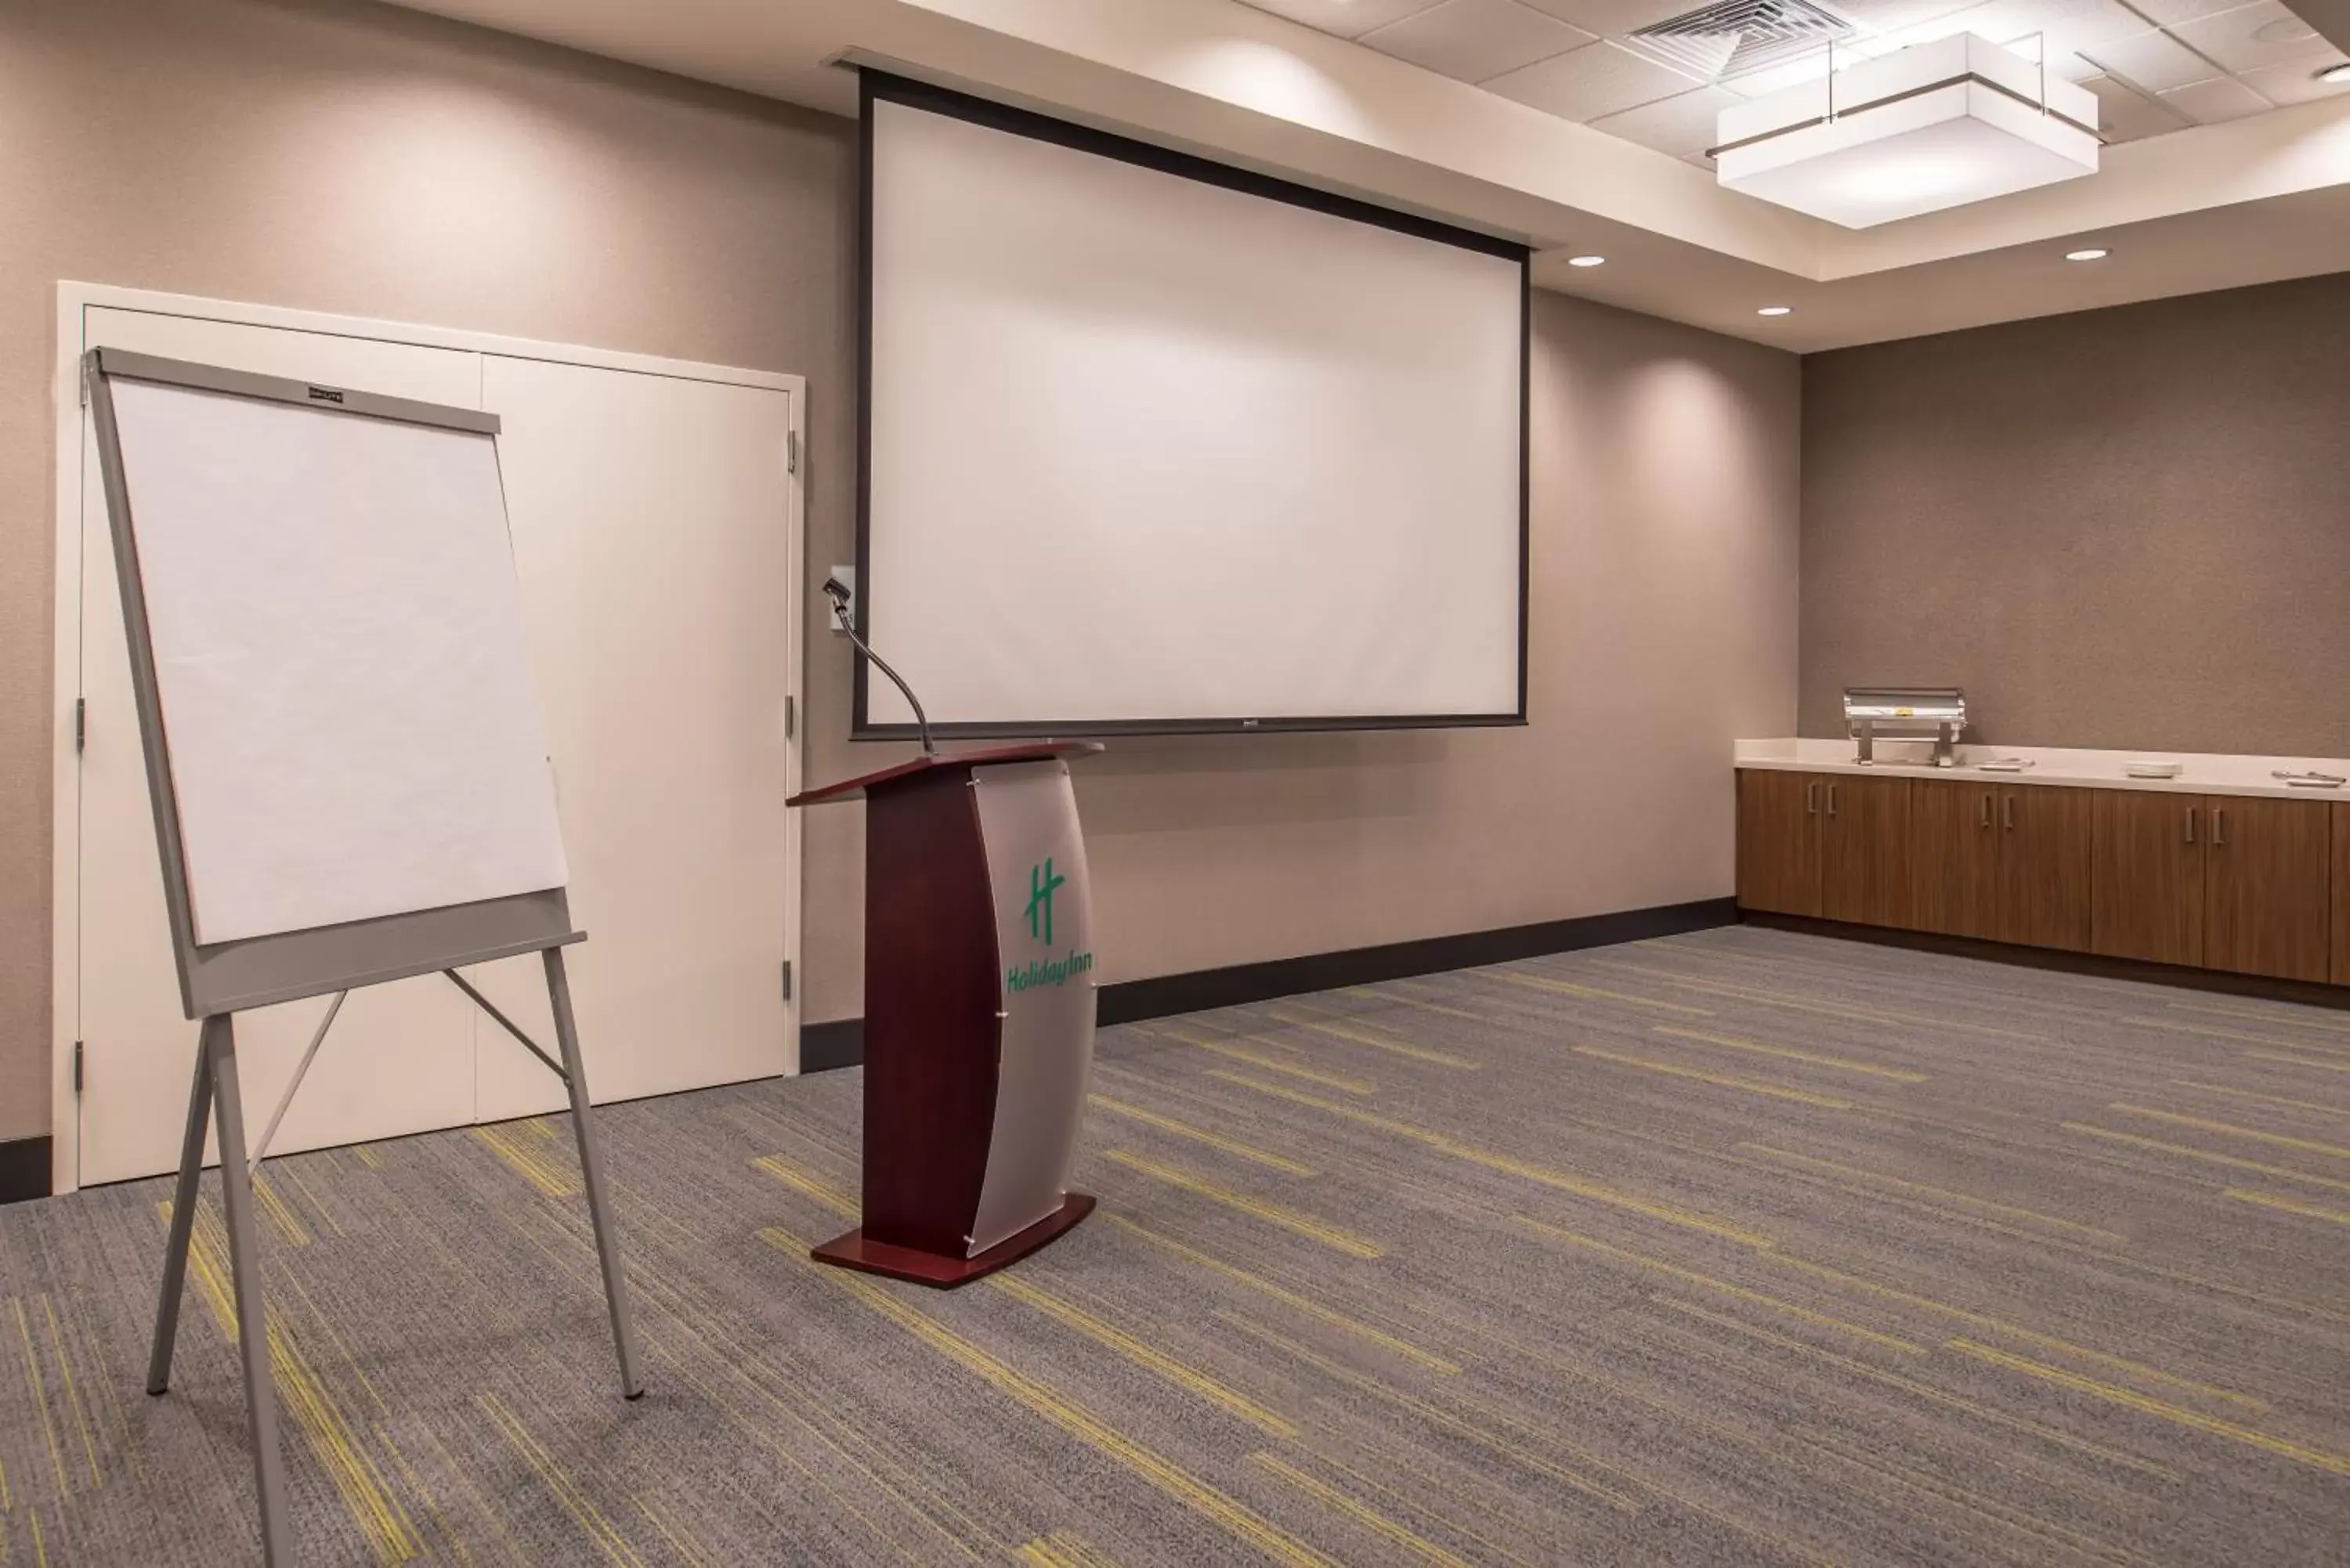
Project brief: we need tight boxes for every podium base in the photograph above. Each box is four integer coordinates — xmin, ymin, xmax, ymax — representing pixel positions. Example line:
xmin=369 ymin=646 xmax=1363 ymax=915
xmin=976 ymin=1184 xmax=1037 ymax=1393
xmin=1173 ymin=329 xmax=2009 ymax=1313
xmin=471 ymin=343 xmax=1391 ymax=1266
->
xmin=811 ymin=1194 xmax=1096 ymax=1289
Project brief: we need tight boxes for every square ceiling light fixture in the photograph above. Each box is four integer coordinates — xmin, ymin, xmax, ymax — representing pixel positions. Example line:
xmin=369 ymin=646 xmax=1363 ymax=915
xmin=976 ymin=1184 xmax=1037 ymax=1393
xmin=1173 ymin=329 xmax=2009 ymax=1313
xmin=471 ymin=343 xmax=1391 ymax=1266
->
xmin=1713 ymin=33 xmax=2099 ymax=228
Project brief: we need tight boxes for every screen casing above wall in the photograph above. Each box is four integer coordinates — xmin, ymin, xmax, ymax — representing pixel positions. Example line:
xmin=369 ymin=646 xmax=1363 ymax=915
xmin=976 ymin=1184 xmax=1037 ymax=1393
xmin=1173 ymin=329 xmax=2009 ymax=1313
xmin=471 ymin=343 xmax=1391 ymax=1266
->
xmin=855 ymin=70 xmax=1531 ymax=740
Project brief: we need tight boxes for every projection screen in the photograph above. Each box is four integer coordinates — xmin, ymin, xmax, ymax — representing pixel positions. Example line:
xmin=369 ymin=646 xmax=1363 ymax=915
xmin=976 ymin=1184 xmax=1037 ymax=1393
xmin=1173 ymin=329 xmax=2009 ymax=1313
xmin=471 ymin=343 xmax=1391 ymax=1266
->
xmin=859 ymin=73 xmax=1529 ymax=737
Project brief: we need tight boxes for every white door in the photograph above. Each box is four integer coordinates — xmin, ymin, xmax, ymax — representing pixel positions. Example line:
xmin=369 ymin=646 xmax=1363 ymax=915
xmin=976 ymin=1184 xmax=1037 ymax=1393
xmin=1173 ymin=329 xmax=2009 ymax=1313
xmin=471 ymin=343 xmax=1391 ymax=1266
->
xmin=468 ymin=356 xmax=798 ymax=1121
xmin=76 ymin=308 xmax=480 ymax=1184
xmin=70 ymin=302 xmax=801 ymax=1186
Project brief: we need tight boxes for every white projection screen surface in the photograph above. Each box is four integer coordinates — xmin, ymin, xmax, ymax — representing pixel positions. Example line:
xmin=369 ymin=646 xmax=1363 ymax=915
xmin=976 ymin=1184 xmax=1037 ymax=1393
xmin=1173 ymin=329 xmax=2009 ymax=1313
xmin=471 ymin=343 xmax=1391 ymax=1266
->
xmin=861 ymin=76 xmax=1528 ymax=735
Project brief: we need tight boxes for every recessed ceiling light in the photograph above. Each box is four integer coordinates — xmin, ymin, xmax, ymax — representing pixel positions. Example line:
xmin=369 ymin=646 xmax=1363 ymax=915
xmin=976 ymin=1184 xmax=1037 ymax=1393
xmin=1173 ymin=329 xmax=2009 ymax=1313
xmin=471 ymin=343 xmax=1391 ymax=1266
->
xmin=2066 ymin=247 xmax=2110 ymax=262
xmin=2319 ymin=63 xmax=2350 ymax=85
xmin=1567 ymin=255 xmax=1606 ymax=268
xmin=1756 ymin=305 xmax=1793 ymax=316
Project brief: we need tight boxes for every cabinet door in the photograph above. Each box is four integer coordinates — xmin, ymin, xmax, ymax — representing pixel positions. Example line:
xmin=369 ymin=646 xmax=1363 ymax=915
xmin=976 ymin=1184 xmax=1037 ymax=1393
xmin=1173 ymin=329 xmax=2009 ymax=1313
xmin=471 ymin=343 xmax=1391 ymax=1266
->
xmin=2091 ymin=790 xmax=2204 ymax=966
xmin=1996 ymin=787 xmax=2093 ymax=950
xmin=1737 ymin=769 xmax=1820 ymax=916
xmin=1911 ymin=779 xmax=1998 ymax=938
xmin=1821 ymin=775 xmax=1913 ymax=927
xmin=2334 ymin=804 xmax=2350 ymax=986
xmin=2205 ymin=797 xmax=2330 ymax=982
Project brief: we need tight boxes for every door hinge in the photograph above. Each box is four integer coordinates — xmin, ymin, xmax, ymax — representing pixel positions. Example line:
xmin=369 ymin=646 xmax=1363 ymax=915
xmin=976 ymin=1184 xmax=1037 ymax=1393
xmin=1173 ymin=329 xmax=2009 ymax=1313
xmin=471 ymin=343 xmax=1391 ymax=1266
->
xmin=784 ymin=695 xmax=796 ymax=739
xmin=780 ymin=960 xmax=793 ymax=1002
xmin=787 ymin=429 xmax=800 ymax=475
xmin=73 ymin=1041 xmax=84 ymax=1094
xmin=74 ymin=697 xmax=85 ymax=753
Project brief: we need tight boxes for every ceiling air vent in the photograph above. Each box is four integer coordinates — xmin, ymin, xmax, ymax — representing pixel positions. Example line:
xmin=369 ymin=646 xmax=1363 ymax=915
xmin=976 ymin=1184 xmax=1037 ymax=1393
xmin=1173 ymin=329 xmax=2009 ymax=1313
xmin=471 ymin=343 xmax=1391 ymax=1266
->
xmin=1629 ymin=0 xmax=1856 ymax=82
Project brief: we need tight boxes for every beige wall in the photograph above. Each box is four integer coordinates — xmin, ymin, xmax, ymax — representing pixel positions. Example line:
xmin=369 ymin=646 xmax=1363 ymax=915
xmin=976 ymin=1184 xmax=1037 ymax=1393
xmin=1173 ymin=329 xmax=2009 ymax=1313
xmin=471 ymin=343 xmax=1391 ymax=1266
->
xmin=1800 ymin=273 xmax=2350 ymax=756
xmin=0 ymin=0 xmax=859 ymax=1142
xmin=0 ymin=0 xmax=1802 ymax=1147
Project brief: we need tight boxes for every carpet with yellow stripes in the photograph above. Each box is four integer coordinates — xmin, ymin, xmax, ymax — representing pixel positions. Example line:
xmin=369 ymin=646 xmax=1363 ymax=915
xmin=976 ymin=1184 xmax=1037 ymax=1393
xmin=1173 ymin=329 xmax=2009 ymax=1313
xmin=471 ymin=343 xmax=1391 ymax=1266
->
xmin=5 ymin=924 xmax=2349 ymax=1564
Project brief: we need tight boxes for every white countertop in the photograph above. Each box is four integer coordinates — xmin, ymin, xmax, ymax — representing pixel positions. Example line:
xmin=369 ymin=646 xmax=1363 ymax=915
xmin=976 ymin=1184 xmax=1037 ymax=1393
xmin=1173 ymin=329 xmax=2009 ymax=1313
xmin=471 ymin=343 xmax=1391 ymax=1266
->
xmin=1735 ymin=739 xmax=2350 ymax=803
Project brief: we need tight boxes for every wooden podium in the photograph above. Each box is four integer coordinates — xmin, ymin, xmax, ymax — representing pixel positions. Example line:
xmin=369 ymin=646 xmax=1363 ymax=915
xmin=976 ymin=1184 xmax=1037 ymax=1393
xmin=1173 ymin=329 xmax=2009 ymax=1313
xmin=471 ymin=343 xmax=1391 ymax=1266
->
xmin=786 ymin=742 xmax=1103 ymax=1286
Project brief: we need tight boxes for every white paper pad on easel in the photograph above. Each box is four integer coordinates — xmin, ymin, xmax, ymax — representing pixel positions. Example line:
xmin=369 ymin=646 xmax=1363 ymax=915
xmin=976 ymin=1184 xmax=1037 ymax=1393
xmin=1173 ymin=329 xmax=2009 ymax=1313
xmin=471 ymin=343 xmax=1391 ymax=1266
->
xmin=108 ymin=378 xmax=569 ymax=945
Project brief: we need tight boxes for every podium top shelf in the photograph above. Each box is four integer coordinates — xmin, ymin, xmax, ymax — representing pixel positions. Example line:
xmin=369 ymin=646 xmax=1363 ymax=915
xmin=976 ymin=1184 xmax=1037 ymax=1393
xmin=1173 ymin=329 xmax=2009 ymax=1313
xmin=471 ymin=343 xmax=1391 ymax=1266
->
xmin=786 ymin=742 xmax=1104 ymax=807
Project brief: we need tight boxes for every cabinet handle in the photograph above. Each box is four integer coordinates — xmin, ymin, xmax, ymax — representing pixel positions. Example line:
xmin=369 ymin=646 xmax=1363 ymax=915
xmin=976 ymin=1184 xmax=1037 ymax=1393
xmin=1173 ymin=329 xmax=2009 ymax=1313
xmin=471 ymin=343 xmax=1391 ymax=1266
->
xmin=2002 ymin=795 xmax=2014 ymax=832
xmin=2184 ymin=805 xmax=2195 ymax=845
xmin=2212 ymin=806 xmax=2225 ymax=847
xmin=1805 ymin=781 xmax=1817 ymax=815
xmin=1826 ymin=782 xmax=1838 ymax=818
xmin=1979 ymin=793 xmax=1991 ymax=829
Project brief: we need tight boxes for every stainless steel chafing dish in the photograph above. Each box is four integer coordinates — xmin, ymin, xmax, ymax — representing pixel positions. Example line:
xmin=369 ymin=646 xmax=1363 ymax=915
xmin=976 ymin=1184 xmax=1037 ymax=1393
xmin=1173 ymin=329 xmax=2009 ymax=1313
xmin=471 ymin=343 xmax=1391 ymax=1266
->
xmin=1843 ymin=687 xmax=1966 ymax=768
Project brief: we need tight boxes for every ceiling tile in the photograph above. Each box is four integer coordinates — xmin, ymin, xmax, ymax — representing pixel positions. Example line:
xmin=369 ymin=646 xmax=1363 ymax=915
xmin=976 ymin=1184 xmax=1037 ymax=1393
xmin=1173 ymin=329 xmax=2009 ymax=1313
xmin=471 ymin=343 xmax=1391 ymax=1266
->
xmin=1920 ymin=0 xmax=2093 ymax=47
xmin=2079 ymin=70 xmax=2196 ymax=138
xmin=1719 ymin=49 xmax=1837 ymax=96
xmin=1586 ymin=82 xmax=1745 ymax=153
xmin=2168 ymin=1 xmax=2336 ymax=74
xmin=2081 ymin=28 xmax=2224 ymax=91
xmin=2158 ymin=73 xmax=2274 ymax=120
xmin=1831 ymin=0 xmax=1988 ymax=34
xmin=1361 ymin=0 xmax=1593 ymax=81
xmin=2234 ymin=54 xmax=2350 ymax=103
xmin=1871 ymin=2 xmax=2002 ymax=49
xmin=1231 ymin=0 xmax=1452 ymax=40
xmin=2121 ymin=0 xmax=2254 ymax=23
xmin=1513 ymin=0 xmax=1694 ymax=37
xmin=1484 ymin=38 xmax=1705 ymax=117
xmin=1998 ymin=0 xmax=2160 ymax=57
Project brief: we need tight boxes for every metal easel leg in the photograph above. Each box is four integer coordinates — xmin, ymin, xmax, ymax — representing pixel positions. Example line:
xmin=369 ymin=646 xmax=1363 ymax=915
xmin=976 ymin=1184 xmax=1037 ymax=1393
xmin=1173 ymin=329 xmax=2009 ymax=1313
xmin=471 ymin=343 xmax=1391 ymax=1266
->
xmin=544 ymin=947 xmax=645 ymax=1399
xmin=147 ymin=1025 xmax=216 ymax=1396
xmin=208 ymin=1018 xmax=295 ymax=1567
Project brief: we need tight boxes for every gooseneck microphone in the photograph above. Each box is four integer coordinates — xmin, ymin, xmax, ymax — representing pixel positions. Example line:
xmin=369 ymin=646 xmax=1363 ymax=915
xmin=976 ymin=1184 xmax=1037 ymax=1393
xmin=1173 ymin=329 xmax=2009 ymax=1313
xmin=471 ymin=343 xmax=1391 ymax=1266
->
xmin=823 ymin=576 xmax=937 ymax=757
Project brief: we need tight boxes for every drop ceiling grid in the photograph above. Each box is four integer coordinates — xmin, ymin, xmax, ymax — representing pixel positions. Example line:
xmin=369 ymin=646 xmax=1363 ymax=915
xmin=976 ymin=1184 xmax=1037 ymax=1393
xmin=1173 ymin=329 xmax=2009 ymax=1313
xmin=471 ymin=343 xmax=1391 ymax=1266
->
xmin=1235 ymin=0 xmax=2348 ymax=151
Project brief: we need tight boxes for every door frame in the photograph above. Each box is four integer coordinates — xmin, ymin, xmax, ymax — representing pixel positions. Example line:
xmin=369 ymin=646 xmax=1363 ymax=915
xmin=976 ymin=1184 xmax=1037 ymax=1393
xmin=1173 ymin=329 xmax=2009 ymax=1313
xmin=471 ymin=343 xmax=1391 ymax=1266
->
xmin=51 ymin=280 xmax=808 ymax=1195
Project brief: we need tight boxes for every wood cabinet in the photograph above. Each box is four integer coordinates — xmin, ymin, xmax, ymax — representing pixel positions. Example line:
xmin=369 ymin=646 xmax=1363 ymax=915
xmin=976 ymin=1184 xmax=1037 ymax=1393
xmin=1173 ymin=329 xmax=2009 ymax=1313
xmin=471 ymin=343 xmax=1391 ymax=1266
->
xmin=1737 ymin=768 xmax=1821 ymax=916
xmin=2335 ymin=804 xmax=2350 ymax=986
xmin=1742 ymin=767 xmax=2340 ymax=990
xmin=1737 ymin=771 xmax=1913 ymax=924
xmin=1997 ymin=786 xmax=2093 ymax=951
xmin=2090 ymin=790 xmax=2205 ymax=966
xmin=1911 ymin=780 xmax=1998 ymax=939
xmin=2088 ymin=790 xmax=2331 ymax=981
xmin=2204 ymin=797 xmax=2330 ymax=982
xmin=1911 ymin=781 xmax=2090 ymax=949
xmin=1820 ymin=775 xmax=1912 ymax=927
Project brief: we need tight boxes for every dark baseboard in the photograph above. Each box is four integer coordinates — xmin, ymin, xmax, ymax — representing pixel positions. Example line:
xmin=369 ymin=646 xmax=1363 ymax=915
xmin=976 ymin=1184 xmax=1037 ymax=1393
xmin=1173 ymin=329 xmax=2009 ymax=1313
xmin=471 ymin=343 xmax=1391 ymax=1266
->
xmin=797 ymin=897 xmax=1738 ymax=1071
xmin=1743 ymin=912 xmax=2350 ymax=1011
xmin=0 ymin=1136 xmax=52 ymax=1206
xmin=1094 ymin=898 xmax=1739 ymax=1025
xmin=801 ymin=1017 xmax=868 ymax=1073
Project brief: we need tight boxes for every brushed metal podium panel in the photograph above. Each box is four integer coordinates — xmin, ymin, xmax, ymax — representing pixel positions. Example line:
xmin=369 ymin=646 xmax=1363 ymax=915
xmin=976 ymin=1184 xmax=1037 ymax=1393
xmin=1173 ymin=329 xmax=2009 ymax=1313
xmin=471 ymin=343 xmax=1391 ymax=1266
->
xmin=967 ymin=760 xmax=1097 ymax=1255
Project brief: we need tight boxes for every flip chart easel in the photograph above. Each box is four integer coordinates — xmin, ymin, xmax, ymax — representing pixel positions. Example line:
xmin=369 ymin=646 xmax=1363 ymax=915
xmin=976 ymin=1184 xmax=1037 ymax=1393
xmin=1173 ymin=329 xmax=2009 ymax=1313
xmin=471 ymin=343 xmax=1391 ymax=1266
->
xmin=86 ymin=347 xmax=643 ymax=1566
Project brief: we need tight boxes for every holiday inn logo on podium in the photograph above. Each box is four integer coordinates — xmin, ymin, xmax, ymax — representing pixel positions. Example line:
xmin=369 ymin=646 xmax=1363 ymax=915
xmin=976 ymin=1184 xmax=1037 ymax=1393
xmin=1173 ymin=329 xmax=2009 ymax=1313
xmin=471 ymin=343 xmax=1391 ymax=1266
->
xmin=1008 ymin=854 xmax=1093 ymax=994
xmin=1025 ymin=858 xmax=1065 ymax=945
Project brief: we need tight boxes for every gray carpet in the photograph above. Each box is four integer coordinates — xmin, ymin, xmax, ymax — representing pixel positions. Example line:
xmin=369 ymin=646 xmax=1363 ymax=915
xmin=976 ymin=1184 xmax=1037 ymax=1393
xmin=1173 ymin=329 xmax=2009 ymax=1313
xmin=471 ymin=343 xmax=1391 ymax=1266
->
xmin=5 ymin=925 xmax=2350 ymax=1565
